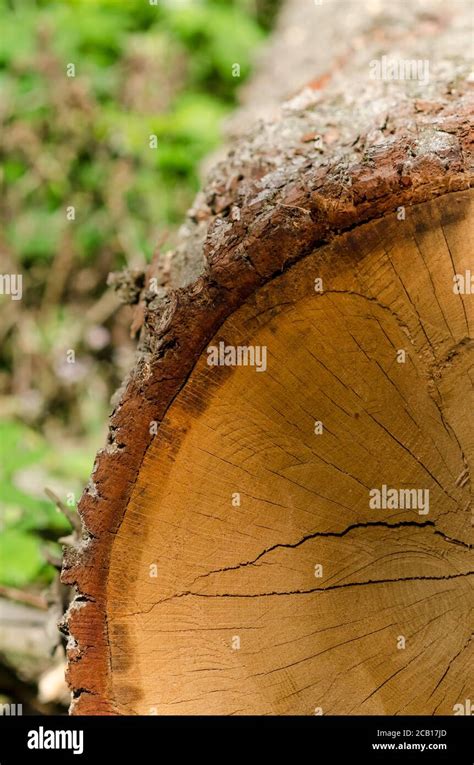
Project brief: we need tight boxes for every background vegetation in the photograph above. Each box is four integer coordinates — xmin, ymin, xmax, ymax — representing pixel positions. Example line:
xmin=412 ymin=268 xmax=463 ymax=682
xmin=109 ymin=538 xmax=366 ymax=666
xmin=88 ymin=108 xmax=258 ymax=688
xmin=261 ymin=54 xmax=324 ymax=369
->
xmin=0 ymin=0 xmax=278 ymax=592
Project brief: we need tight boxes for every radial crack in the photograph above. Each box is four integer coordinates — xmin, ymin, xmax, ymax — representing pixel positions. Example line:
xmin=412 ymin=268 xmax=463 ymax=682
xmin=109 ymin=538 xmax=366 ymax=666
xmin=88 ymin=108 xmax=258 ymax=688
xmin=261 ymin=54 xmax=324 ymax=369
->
xmin=187 ymin=519 xmax=472 ymax=590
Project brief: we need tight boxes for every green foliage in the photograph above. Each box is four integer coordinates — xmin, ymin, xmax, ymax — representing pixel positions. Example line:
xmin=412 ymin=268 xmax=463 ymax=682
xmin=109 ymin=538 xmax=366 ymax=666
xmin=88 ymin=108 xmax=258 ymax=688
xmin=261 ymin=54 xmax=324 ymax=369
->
xmin=0 ymin=420 xmax=93 ymax=585
xmin=0 ymin=0 xmax=274 ymax=588
xmin=0 ymin=530 xmax=47 ymax=588
xmin=0 ymin=0 xmax=265 ymax=269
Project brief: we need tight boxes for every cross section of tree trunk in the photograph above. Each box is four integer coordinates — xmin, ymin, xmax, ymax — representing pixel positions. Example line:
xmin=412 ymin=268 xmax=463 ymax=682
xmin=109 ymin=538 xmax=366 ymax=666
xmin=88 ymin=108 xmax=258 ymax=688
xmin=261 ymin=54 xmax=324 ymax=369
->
xmin=62 ymin=0 xmax=474 ymax=715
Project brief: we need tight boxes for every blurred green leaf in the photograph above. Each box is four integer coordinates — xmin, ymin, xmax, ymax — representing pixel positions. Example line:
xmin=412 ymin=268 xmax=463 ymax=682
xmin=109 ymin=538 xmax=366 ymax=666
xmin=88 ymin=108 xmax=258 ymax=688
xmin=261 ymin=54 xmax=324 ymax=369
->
xmin=0 ymin=0 xmax=274 ymax=591
xmin=0 ymin=530 xmax=48 ymax=587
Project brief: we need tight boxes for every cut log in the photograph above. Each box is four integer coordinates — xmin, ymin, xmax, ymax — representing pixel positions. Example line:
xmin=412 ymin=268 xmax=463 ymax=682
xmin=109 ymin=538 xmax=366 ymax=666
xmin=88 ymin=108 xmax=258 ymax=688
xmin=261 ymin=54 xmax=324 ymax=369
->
xmin=62 ymin=0 xmax=474 ymax=715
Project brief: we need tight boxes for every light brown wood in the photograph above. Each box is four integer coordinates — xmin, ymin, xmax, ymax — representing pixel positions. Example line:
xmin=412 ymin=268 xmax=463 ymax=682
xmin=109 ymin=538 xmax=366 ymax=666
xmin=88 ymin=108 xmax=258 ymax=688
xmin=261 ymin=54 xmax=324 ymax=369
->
xmin=104 ymin=192 xmax=473 ymax=715
xmin=62 ymin=0 xmax=474 ymax=715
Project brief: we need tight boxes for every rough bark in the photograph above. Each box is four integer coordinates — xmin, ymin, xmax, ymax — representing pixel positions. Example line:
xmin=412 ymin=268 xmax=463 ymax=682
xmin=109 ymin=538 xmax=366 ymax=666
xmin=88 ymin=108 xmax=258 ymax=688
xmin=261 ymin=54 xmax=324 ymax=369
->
xmin=62 ymin=0 xmax=473 ymax=714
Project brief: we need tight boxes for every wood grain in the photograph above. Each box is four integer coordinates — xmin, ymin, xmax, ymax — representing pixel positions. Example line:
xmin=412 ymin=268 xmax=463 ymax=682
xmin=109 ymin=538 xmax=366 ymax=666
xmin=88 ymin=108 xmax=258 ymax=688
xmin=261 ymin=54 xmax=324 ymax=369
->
xmin=61 ymin=0 xmax=474 ymax=713
xmin=103 ymin=194 xmax=473 ymax=714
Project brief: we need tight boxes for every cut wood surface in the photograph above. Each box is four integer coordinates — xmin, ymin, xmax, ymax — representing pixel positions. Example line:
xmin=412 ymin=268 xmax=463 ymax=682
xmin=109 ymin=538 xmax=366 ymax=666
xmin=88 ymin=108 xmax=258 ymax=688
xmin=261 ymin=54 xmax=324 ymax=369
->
xmin=62 ymin=0 xmax=474 ymax=715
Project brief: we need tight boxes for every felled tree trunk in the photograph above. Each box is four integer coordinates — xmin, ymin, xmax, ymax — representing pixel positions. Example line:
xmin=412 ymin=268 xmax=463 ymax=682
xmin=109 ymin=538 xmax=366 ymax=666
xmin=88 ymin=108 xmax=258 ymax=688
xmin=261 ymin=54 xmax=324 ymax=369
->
xmin=62 ymin=0 xmax=474 ymax=715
